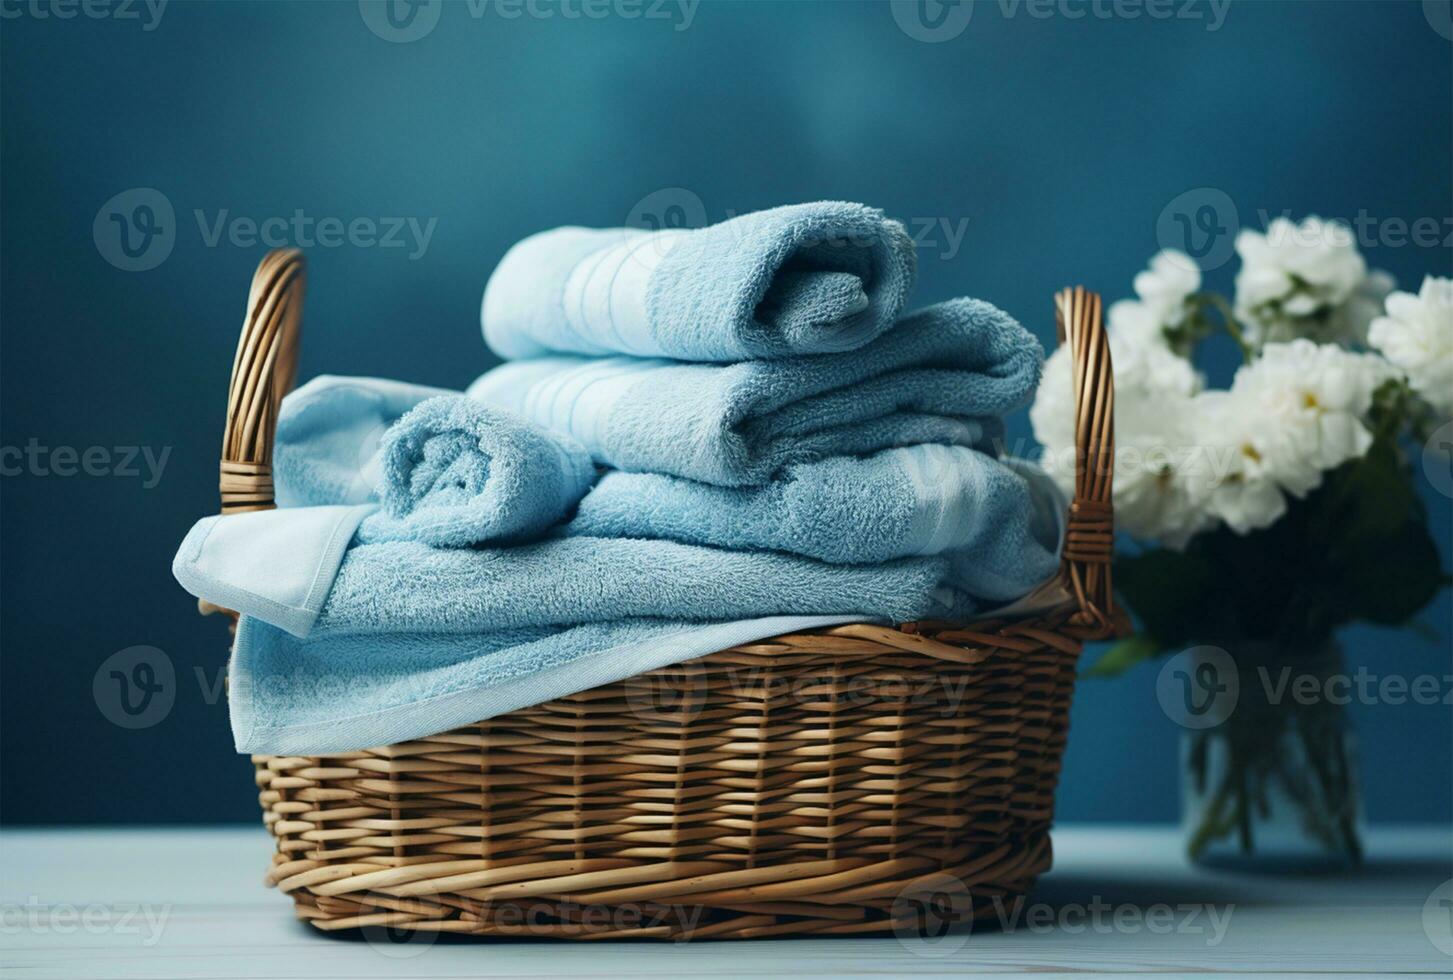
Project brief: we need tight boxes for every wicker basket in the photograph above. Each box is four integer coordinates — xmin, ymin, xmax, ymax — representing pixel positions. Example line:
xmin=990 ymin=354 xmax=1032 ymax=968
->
xmin=209 ymin=249 xmax=1119 ymax=940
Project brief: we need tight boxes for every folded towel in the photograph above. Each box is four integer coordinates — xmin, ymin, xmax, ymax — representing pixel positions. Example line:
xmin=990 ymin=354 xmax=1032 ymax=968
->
xmin=228 ymin=613 xmax=860 ymax=754
xmin=357 ymin=395 xmax=596 ymax=547
xmin=175 ymin=503 xmax=980 ymax=639
xmin=482 ymin=201 xmax=917 ymax=362
xmin=274 ymin=376 xmax=455 ymax=506
xmin=180 ymin=493 xmax=1064 ymax=754
xmin=469 ymin=298 xmax=1042 ymax=487
xmin=317 ymin=537 xmax=968 ymax=635
xmin=565 ymin=446 xmax=1063 ymax=601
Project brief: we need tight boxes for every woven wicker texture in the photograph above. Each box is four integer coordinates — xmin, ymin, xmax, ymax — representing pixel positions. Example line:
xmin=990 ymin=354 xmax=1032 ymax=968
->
xmin=218 ymin=251 xmax=1117 ymax=940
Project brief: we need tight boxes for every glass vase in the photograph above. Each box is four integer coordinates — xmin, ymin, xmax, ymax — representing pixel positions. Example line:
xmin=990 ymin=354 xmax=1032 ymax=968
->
xmin=1177 ymin=640 xmax=1364 ymax=870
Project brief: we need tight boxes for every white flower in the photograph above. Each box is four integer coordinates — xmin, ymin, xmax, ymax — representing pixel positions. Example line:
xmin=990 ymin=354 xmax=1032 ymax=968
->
xmin=1234 ymin=216 xmax=1390 ymax=346
xmin=1032 ymin=331 xmax=1211 ymax=549
xmin=1107 ymin=250 xmax=1201 ymax=351
xmin=1134 ymin=249 xmax=1201 ymax=327
xmin=1369 ymin=275 xmax=1453 ymax=417
xmin=1191 ymin=392 xmax=1289 ymax=534
xmin=1190 ymin=340 xmax=1391 ymax=534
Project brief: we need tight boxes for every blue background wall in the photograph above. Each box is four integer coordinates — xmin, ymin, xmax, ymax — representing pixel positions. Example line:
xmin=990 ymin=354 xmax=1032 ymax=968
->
xmin=2 ymin=0 xmax=1449 ymax=824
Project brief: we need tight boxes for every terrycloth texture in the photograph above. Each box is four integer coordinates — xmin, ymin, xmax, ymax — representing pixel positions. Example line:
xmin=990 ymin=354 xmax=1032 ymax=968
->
xmin=483 ymin=201 xmax=917 ymax=362
xmin=228 ymin=613 xmax=859 ymax=754
xmin=274 ymin=376 xmax=454 ymax=507
xmin=174 ymin=506 xmax=977 ymax=639
xmin=318 ymin=537 xmax=970 ymax=635
xmin=357 ymin=395 xmax=596 ymax=547
xmin=566 ymin=447 xmax=1064 ymax=601
xmin=469 ymin=298 xmax=1043 ymax=486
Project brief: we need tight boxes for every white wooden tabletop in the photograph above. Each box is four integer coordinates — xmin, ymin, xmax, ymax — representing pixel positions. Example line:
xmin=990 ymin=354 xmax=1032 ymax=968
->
xmin=2 ymin=825 xmax=1449 ymax=978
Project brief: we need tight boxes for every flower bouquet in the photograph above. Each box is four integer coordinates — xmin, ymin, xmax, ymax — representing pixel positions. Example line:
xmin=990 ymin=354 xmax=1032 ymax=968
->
xmin=1032 ymin=216 xmax=1451 ymax=864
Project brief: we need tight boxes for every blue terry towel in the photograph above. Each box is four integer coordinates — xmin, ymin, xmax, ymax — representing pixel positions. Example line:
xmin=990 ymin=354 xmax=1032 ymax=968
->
xmin=564 ymin=447 xmax=1064 ymax=603
xmin=177 ymin=498 xmax=1062 ymax=753
xmin=482 ymin=201 xmax=917 ymax=362
xmin=273 ymin=376 xmax=455 ymax=506
xmin=229 ymin=614 xmax=861 ymax=754
xmin=357 ymin=395 xmax=596 ymax=547
xmin=319 ymin=537 xmax=969 ymax=635
xmin=469 ymin=298 xmax=1043 ymax=487
xmin=174 ymin=506 xmax=979 ymax=638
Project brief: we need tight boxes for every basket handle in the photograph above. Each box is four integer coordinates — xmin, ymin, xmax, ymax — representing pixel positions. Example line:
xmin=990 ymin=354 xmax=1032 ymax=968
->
xmin=219 ymin=249 xmax=305 ymax=513
xmin=1054 ymin=286 xmax=1117 ymax=636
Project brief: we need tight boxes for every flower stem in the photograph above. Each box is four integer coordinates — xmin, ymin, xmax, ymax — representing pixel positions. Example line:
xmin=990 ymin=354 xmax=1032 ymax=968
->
xmin=1193 ymin=292 xmax=1254 ymax=362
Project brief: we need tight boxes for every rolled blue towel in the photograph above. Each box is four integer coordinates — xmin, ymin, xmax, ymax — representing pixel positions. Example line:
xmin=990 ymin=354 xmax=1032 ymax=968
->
xmin=356 ymin=395 xmax=596 ymax=547
xmin=482 ymin=201 xmax=917 ymax=362
xmin=468 ymin=298 xmax=1042 ymax=487
xmin=565 ymin=448 xmax=1064 ymax=602
xmin=274 ymin=376 xmax=455 ymax=507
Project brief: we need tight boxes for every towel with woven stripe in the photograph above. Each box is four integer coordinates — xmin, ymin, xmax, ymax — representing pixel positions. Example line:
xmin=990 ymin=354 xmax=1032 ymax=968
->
xmin=482 ymin=201 xmax=917 ymax=362
xmin=469 ymin=297 xmax=1043 ymax=487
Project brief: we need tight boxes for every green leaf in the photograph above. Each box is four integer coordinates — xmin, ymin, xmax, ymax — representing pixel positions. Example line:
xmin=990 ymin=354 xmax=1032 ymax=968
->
xmin=1083 ymin=632 xmax=1166 ymax=678
xmin=1115 ymin=548 xmax=1220 ymax=647
xmin=1335 ymin=518 xmax=1449 ymax=625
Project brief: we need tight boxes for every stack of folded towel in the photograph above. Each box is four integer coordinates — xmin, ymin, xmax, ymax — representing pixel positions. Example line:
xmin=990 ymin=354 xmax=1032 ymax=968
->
xmin=174 ymin=202 xmax=1066 ymax=754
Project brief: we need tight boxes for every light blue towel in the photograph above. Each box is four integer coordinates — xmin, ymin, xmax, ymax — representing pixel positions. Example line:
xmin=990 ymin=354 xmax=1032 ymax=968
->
xmin=564 ymin=447 xmax=1063 ymax=602
xmin=172 ymin=504 xmax=868 ymax=753
xmin=357 ymin=395 xmax=596 ymax=547
xmin=273 ymin=376 xmax=455 ymax=506
xmin=483 ymin=201 xmax=917 ymax=362
xmin=469 ymin=298 xmax=1043 ymax=487
xmin=229 ymin=613 xmax=860 ymax=754
xmin=314 ymin=537 xmax=969 ymax=636
xmin=175 ymin=510 xmax=981 ymax=639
